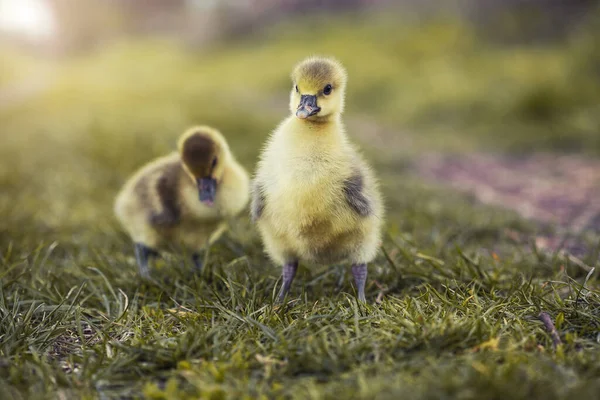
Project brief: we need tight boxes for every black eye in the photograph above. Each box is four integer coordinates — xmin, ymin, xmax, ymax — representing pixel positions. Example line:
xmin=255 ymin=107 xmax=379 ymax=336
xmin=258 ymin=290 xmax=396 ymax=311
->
xmin=295 ymin=85 xmax=299 ymax=93
xmin=212 ymin=158 xmax=218 ymax=169
xmin=323 ymin=84 xmax=332 ymax=95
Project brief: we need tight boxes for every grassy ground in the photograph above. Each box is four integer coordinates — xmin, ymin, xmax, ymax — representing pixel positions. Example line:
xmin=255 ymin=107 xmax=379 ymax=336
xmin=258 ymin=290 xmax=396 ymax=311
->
xmin=1 ymin=10 xmax=600 ymax=399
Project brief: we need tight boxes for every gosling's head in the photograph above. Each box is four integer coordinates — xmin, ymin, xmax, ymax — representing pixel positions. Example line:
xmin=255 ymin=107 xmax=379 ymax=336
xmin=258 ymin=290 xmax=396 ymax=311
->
xmin=177 ymin=126 xmax=229 ymax=207
xmin=290 ymin=56 xmax=347 ymax=122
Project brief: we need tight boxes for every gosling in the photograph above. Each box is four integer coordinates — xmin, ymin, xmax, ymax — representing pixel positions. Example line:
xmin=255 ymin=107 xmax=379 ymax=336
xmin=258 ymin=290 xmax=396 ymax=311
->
xmin=114 ymin=126 xmax=250 ymax=279
xmin=252 ymin=56 xmax=384 ymax=303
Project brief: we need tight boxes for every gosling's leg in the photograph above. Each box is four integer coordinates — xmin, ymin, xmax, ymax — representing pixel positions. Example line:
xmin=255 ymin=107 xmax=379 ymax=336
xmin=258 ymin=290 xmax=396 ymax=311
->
xmin=351 ymin=263 xmax=368 ymax=303
xmin=277 ymin=261 xmax=298 ymax=303
xmin=134 ymin=243 xmax=158 ymax=280
xmin=191 ymin=252 xmax=203 ymax=273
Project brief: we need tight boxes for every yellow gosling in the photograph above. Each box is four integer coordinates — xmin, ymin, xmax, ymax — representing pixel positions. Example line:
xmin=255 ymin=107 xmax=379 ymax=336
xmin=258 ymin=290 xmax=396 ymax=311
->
xmin=252 ymin=56 xmax=384 ymax=303
xmin=115 ymin=126 xmax=249 ymax=278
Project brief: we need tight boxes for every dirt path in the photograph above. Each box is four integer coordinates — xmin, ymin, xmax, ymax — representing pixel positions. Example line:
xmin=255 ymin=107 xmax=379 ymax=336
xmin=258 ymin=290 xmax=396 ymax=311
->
xmin=415 ymin=152 xmax=600 ymax=257
xmin=416 ymin=153 xmax=600 ymax=232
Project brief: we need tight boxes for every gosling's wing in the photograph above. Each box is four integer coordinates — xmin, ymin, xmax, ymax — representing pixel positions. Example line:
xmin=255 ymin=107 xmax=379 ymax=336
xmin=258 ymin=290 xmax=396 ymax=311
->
xmin=342 ymin=172 xmax=372 ymax=217
xmin=148 ymin=161 xmax=182 ymax=227
xmin=250 ymin=179 xmax=266 ymax=222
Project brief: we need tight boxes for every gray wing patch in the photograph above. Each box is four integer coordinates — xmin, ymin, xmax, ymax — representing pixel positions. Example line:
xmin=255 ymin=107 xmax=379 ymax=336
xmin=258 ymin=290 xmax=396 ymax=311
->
xmin=150 ymin=164 xmax=181 ymax=227
xmin=343 ymin=173 xmax=371 ymax=217
xmin=250 ymin=180 xmax=265 ymax=222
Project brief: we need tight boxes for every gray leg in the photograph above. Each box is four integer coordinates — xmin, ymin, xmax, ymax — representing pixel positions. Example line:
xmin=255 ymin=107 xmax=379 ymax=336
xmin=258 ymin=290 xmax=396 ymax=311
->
xmin=352 ymin=263 xmax=368 ymax=303
xmin=192 ymin=252 xmax=203 ymax=273
xmin=278 ymin=261 xmax=298 ymax=303
xmin=134 ymin=243 xmax=158 ymax=280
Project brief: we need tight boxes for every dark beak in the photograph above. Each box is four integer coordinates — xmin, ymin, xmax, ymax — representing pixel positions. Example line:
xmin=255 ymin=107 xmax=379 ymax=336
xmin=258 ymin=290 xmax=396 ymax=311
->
xmin=296 ymin=95 xmax=321 ymax=119
xmin=197 ymin=177 xmax=217 ymax=206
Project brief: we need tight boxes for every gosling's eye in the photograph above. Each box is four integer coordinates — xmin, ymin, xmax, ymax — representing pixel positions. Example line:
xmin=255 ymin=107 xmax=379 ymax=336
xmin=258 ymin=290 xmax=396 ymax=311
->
xmin=211 ymin=158 xmax=218 ymax=169
xmin=323 ymin=84 xmax=332 ymax=95
xmin=295 ymin=85 xmax=299 ymax=93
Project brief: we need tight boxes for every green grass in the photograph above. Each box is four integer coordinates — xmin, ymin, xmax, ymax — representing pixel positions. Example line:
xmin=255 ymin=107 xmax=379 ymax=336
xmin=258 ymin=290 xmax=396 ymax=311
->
xmin=1 ymin=9 xmax=600 ymax=399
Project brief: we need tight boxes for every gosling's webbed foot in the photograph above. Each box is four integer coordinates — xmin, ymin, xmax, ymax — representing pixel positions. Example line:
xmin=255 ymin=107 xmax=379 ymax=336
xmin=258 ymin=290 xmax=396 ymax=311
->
xmin=351 ymin=263 xmax=368 ymax=303
xmin=277 ymin=261 xmax=298 ymax=304
xmin=134 ymin=243 xmax=159 ymax=280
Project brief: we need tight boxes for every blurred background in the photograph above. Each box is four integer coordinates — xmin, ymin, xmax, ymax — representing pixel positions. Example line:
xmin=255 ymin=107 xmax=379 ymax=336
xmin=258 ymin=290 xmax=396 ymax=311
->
xmin=1 ymin=0 xmax=599 ymax=245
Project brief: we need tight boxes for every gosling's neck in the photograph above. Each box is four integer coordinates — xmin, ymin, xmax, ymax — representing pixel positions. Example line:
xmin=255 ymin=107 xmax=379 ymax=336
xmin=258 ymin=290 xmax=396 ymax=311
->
xmin=285 ymin=113 xmax=347 ymax=156
xmin=290 ymin=113 xmax=343 ymax=136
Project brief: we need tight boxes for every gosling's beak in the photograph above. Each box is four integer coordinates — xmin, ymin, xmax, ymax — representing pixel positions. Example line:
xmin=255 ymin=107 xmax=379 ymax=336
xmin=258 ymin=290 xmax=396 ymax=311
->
xmin=197 ymin=177 xmax=217 ymax=206
xmin=296 ymin=95 xmax=321 ymax=119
